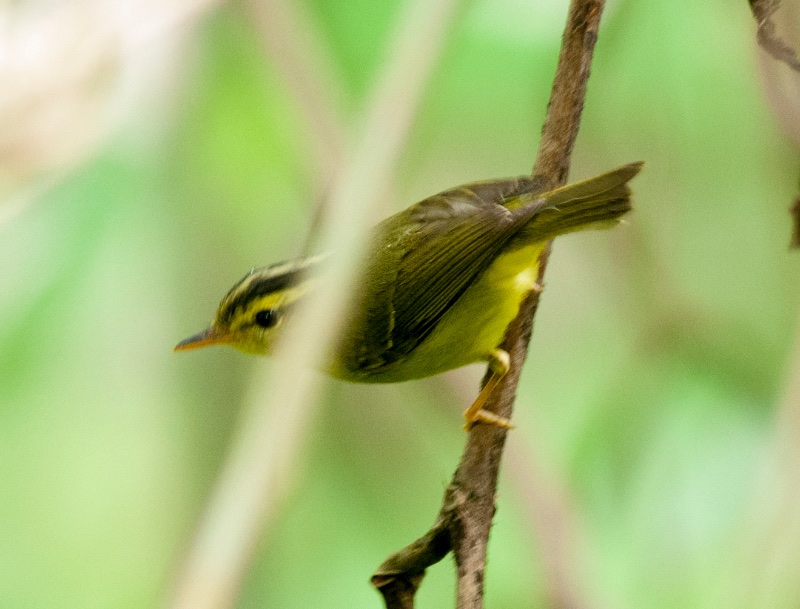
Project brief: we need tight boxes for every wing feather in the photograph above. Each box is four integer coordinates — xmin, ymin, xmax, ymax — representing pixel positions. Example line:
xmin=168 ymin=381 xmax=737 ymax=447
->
xmin=342 ymin=179 xmax=536 ymax=373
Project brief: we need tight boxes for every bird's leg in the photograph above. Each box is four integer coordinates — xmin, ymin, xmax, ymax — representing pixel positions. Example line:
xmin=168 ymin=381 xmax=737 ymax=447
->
xmin=463 ymin=349 xmax=513 ymax=430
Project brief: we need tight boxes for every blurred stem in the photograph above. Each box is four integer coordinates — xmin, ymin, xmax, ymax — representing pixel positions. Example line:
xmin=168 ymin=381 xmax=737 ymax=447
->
xmin=720 ymin=311 xmax=800 ymax=609
xmin=505 ymin=440 xmax=597 ymax=609
xmin=241 ymin=0 xmax=349 ymax=254
xmin=241 ymin=0 xmax=403 ymax=252
xmin=242 ymin=0 xmax=347 ymax=190
xmin=754 ymin=0 xmax=800 ymax=148
xmin=749 ymin=0 xmax=800 ymax=72
xmin=165 ymin=1 xmax=464 ymax=608
xmin=371 ymin=1 xmax=607 ymax=608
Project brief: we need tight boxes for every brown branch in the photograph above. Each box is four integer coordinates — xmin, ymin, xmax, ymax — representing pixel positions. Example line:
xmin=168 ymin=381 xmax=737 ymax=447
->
xmin=371 ymin=1 xmax=607 ymax=608
xmin=750 ymin=0 xmax=800 ymax=72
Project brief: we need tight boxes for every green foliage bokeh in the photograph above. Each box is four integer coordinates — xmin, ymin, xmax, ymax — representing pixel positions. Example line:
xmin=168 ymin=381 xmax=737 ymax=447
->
xmin=1 ymin=1 xmax=799 ymax=608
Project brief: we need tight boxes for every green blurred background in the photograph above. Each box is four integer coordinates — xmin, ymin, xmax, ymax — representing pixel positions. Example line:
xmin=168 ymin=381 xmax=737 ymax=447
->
xmin=2 ymin=0 xmax=800 ymax=608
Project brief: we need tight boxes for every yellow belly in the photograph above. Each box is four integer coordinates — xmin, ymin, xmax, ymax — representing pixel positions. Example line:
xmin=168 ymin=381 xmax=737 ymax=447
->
xmin=351 ymin=242 xmax=545 ymax=383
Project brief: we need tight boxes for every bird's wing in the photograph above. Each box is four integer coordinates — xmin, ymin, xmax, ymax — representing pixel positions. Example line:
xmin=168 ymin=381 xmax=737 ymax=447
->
xmin=343 ymin=178 xmax=537 ymax=373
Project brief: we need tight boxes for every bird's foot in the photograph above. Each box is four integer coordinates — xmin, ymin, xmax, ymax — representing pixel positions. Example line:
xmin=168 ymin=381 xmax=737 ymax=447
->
xmin=464 ymin=408 xmax=514 ymax=431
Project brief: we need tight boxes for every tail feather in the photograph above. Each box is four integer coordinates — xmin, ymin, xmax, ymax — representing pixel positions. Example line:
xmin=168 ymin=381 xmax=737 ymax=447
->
xmin=514 ymin=161 xmax=643 ymax=243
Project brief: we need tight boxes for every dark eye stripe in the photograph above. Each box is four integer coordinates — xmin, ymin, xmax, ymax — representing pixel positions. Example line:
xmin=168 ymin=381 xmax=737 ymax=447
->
xmin=218 ymin=258 xmax=325 ymax=325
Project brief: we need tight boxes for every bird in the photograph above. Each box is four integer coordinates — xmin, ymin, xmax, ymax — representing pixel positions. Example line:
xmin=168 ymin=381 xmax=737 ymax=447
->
xmin=175 ymin=162 xmax=642 ymax=429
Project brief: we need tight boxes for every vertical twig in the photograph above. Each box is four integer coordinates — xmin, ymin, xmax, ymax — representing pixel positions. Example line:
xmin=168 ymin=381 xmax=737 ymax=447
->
xmin=372 ymin=1 xmax=607 ymax=607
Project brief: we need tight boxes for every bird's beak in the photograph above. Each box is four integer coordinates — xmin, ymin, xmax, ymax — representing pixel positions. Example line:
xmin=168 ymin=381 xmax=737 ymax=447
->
xmin=173 ymin=326 xmax=228 ymax=352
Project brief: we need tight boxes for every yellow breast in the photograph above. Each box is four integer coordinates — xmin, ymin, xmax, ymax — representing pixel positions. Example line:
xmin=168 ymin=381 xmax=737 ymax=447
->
xmin=350 ymin=242 xmax=545 ymax=383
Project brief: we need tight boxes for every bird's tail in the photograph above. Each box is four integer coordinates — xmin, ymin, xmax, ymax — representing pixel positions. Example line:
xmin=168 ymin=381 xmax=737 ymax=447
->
xmin=514 ymin=162 xmax=643 ymax=243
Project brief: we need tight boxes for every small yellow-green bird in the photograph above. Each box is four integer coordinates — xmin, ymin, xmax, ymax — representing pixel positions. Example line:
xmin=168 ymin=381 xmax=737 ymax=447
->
xmin=175 ymin=162 xmax=642 ymax=428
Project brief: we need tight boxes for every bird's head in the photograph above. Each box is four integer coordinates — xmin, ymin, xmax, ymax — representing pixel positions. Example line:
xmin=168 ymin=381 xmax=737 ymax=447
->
xmin=174 ymin=257 xmax=321 ymax=355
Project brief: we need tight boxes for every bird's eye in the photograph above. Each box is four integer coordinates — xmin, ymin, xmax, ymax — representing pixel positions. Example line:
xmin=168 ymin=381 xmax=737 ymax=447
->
xmin=254 ymin=309 xmax=279 ymax=328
